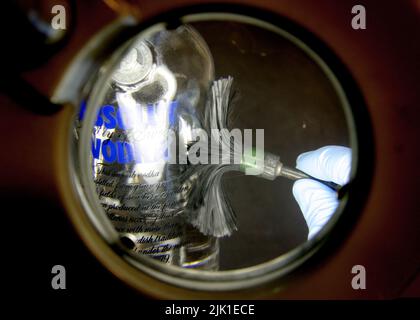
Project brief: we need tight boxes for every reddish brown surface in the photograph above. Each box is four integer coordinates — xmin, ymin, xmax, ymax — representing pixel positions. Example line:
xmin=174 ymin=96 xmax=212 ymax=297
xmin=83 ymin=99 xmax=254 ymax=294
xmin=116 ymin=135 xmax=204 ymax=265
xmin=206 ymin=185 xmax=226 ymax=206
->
xmin=2 ymin=0 xmax=419 ymax=298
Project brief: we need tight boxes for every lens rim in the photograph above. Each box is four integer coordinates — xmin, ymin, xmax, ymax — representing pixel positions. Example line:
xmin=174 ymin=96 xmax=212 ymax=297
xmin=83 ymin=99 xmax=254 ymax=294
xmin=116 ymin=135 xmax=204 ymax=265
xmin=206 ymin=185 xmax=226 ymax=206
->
xmin=68 ymin=4 xmax=373 ymax=293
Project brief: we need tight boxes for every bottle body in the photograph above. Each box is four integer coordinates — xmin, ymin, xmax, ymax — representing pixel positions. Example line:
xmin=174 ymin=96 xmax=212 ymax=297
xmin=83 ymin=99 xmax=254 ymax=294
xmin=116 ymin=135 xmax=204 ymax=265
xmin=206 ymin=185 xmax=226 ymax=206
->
xmin=77 ymin=25 xmax=220 ymax=270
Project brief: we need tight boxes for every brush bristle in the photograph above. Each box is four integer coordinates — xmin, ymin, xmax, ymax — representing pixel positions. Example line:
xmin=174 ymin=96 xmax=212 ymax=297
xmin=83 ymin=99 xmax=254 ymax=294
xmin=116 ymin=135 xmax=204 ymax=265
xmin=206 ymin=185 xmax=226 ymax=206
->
xmin=189 ymin=166 xmax=237 ymax=237
xmin=187 ymin=77 xmax=238 ymax=237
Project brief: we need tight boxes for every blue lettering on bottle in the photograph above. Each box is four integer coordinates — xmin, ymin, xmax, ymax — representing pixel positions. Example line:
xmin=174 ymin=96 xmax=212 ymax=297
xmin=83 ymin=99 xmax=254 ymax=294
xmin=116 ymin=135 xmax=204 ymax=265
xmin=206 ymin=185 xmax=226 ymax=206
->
xmin=117 ymin=141 xmax=134 ymax=164
xmin=89 ymin=100 xmax=178 ymax=164
xmin=102 ymin=105 xmax=117 ymax=129
xmin=102 ymin=140 xmax=117 ymax=163
xmin=95 ymin=108 xmax=103 ymax=127
xmin=91 ymin=138 xmax=101 ymax=159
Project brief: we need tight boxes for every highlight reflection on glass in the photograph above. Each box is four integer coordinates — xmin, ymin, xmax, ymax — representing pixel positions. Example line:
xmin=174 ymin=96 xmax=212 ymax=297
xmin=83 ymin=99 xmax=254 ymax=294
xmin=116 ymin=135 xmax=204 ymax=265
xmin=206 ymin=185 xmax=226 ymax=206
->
xmin=89 ymin=25 xmax=219 ymax=269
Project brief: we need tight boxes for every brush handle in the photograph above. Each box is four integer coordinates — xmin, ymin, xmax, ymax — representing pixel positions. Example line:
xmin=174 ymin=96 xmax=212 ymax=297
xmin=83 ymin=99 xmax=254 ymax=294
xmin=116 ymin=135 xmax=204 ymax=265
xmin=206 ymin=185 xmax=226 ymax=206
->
xmin=241 ymin=151 xmax=341 ymax=192
xmin=279 ymin=165 xmax=341 ymax=192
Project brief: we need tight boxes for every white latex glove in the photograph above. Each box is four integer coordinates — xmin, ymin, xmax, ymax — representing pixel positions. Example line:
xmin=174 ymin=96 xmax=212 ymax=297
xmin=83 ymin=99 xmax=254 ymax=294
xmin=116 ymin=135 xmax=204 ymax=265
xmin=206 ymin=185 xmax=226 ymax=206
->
xmin=292 ymin=146 xmax=352 ymax=239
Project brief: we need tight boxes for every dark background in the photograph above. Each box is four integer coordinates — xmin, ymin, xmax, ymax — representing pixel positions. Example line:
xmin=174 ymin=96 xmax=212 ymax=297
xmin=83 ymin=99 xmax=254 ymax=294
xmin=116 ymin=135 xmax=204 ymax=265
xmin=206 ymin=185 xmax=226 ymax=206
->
xmin=191 ymin=21 xmax=349 ymax=269
xmin=1 ymin=0 xmax=419 ymax=304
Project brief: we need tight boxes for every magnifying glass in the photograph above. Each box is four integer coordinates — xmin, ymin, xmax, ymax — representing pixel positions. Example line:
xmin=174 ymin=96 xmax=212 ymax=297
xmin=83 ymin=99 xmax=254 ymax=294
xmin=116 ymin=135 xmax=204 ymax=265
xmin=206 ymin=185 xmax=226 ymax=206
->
xmin=68 ymin=6 xmax=371 ymax=293
xmin=2 ymin=2 xmax=380 ymax=298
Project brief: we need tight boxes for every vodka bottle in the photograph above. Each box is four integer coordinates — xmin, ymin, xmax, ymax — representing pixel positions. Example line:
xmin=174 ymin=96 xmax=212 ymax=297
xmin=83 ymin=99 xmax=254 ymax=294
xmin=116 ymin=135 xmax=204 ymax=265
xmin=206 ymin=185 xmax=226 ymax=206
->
xmin=81 ymin=25 xmax=220 ymax=269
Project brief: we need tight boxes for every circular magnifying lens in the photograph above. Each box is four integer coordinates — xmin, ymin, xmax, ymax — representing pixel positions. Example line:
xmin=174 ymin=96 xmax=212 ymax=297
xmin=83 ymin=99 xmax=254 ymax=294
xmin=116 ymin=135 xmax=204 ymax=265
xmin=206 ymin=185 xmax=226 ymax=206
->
xmin=70 ymin=10 xmax=367 ymax=292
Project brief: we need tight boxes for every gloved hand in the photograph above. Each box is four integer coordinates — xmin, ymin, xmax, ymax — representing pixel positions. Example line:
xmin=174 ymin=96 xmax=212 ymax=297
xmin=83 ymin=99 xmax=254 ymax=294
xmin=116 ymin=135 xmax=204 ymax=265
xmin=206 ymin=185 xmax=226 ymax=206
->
xmin=292 ymin=145 xmax=351 ymax=239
